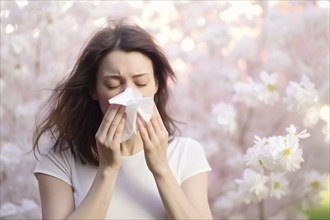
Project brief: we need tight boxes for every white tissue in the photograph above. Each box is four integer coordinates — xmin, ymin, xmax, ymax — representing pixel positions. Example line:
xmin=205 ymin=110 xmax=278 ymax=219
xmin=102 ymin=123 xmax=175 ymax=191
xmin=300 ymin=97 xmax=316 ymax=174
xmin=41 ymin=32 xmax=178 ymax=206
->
xmin=108 ymin=87 xmax=154 ymax=143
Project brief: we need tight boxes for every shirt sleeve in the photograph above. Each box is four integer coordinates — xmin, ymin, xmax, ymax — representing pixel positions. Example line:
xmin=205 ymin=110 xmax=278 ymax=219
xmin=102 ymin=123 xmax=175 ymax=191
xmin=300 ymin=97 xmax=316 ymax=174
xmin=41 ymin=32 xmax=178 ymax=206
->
xmin=34 ymin=148 xmax=72 ymax=186
xmin=181 ymin=138 xmax=212 ymax=183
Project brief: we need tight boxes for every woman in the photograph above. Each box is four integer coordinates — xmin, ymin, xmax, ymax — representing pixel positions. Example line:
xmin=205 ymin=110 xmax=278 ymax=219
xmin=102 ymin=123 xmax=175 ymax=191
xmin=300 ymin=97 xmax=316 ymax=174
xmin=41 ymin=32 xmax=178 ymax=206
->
xmin=33 ymin=19 xmax=212 ymax=219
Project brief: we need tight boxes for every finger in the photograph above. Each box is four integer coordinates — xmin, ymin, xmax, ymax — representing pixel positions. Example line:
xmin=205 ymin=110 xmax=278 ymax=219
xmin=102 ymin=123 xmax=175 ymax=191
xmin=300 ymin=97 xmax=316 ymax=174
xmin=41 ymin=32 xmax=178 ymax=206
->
xmin=137 ymin=117 xmax=152 ymax=146
xmin=96 ymin=104 xmax=120 ymax=139
xmin=107 ymin=105 xmax=126 ymax=139
xmin=150 ymin=112 xmax=161 ymax=134
xmin=113 ymin=113 xmax=126 ymax=142
xmin=140 ymin=111 xmax=160 ymax=142
xmin=144 ymin=116 xmax=158 ymax=142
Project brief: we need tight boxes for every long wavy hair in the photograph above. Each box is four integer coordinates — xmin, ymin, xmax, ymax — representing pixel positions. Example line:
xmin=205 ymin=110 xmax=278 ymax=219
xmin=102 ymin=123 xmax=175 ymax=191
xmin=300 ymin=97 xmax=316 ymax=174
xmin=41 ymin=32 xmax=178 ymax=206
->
xmin=33 ymin=20 xmax=178 ymax=166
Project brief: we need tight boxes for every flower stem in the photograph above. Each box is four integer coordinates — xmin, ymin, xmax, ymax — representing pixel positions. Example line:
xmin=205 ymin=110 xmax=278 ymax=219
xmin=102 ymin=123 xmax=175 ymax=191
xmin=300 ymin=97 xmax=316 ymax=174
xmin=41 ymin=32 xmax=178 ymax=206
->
xmin=238 ymin=108 xmax=254 ymax=148
xmin=258 ymin=200 xmax=265 ymax=220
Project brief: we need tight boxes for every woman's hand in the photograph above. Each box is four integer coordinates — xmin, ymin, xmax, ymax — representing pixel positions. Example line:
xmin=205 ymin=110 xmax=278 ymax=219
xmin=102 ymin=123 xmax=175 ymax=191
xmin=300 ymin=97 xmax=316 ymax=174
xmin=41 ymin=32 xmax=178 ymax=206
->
xmin=95 ymin=104 xmax=126 ymax=170
xmin=137 ymin=104 xmax=170 ymax=177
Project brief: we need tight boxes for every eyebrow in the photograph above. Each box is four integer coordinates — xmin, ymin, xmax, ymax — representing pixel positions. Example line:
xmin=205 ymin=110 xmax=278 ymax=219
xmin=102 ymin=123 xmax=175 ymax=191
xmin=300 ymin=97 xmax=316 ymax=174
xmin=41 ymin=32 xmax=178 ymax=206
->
xmin=102 ymin=73 xmax=151 ymax=79
xmin=102 ymin=74 xmax=121 ymax=79
xmin=132 ymin=73 xmax=151 ymax=78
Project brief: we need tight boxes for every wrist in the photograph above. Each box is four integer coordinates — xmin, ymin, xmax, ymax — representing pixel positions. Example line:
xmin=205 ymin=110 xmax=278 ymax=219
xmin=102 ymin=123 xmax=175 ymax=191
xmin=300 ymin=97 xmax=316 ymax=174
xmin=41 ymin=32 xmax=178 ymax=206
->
xmin=152 ymin=165 xmax=172 ymax=179
xmin=98 ymin=164 xmax=121 ymax=176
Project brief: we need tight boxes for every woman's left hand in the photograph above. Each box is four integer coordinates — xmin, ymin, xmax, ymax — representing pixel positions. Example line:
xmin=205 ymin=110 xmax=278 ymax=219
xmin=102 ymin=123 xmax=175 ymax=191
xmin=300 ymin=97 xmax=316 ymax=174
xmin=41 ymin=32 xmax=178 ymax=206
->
xmin=137 ymin=104 xmax=170 ymax=177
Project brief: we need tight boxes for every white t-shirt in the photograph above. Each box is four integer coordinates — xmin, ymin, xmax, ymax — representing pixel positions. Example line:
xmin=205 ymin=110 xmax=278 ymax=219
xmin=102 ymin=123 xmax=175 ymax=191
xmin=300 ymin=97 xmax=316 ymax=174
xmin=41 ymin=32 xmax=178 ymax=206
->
xmin=34 ymin=137 xmax=212 ymax=219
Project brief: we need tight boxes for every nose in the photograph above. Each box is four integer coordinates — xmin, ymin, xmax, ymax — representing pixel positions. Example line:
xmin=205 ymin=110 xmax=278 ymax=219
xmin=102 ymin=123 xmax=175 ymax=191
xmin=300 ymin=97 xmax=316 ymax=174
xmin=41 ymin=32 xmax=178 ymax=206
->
xmin=119 ymin=81 xmax=136 ymax=93
xmin=119 ymin=84 xmax=127 ymax=93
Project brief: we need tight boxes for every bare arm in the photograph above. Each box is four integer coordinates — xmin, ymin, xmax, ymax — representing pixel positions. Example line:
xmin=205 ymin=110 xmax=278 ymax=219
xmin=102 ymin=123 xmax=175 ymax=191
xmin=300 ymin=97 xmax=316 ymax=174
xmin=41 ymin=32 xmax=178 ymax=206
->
xmin=181 ymin=172 xmax=213 ymax=219
xmin=36 ymin=174 xmax=74 ymax=219
xmin=154 ymin=171 xmax=213 ymax=219
xmin=36 ymin=167 xmax=119 ymax=219
xmin=37 ymin=105 xmax=126 ymax=219
xmin=137 ymin=105 xmax=213 ymax=219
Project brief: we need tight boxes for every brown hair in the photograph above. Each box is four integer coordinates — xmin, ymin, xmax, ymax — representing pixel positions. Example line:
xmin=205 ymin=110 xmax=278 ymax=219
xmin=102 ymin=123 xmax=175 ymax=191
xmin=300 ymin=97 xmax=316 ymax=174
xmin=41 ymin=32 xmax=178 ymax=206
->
xmin=33 ymin=19 xmax=177 ymax=165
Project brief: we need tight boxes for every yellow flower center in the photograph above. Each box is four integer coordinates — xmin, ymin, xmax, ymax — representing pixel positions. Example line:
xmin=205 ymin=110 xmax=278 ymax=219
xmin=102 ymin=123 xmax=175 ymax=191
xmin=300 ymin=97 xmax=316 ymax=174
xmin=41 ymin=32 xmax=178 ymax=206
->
xmin=312 ymin=181 xmax=320 ymax=188
xmin=268 ymin=84 xmax=276 ymax=92
xmin=258 ymin=159 xmax=263 ymax=166
xmin=283 ymin=148 xmax=290 ymax=156
xmin=274 ymin=182 xmax=280 ymax=189
xmin=15 ymin=63 xmax=21 ymax=69
xmin=47 ymin=18 xmax=53 ymax=24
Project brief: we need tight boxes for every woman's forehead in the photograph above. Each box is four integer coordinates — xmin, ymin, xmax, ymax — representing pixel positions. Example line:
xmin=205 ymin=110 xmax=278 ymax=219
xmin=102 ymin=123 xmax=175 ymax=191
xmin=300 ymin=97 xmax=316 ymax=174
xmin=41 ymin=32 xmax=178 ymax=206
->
xmin=98 ymin=50 xmax=155 ymax=78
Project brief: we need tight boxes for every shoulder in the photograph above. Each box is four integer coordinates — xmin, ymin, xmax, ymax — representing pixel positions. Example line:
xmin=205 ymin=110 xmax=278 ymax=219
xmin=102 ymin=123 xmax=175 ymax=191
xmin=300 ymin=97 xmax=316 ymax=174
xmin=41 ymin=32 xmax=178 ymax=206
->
xmin=168 ymin=137 xmax=205 ymax=158
xmin=40 ymin=146 xmax=74 ymax=164
xmin=35 ymin=138 xmax=74 ymax=163
xmin=168 ymin=136 xmax=206 ymax=156
xmin=34 ymin=146 xmax=75 ymax=186
xmin=167 ymin=136 xmax=211 ymax=184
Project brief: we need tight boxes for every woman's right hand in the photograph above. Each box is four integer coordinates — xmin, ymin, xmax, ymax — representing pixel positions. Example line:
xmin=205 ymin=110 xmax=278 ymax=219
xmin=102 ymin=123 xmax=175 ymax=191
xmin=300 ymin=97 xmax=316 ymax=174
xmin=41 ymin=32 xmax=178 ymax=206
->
xmin=95 ymin=104 xmax=126 ymax=170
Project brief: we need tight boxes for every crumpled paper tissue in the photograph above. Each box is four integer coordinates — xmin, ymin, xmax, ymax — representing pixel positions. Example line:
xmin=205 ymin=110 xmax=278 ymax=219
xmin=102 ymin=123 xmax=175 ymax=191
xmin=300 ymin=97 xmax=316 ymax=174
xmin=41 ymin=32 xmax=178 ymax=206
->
xmin=108 ymin=87 xmax=154 ymax=142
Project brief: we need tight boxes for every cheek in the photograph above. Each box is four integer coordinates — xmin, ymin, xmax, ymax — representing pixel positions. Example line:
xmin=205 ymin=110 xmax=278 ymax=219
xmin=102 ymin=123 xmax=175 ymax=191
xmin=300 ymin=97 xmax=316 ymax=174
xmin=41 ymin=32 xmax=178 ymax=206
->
xmin=96 ymin=87 xmax=121 ymax=114
xmin=139 ymin=82 xmax=158 ymax=97
xmin=98 ymin=99 xmax=109 ymax=115
xmin=142 ymin=87 xmax=157 ymax=97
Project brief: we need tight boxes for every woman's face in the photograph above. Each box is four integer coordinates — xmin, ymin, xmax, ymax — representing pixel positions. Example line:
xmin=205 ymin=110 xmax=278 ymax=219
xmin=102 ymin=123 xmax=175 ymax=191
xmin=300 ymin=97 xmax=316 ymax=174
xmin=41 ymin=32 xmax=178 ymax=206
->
xmin=92 ymin=50 xmax=158 ymax=114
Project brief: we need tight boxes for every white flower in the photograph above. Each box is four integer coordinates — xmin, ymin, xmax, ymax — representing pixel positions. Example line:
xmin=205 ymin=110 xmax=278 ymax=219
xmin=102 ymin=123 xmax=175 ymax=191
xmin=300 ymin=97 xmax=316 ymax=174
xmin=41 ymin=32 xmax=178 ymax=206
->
xmin=212 ymin=102 xmax=237 ymax=133
xmin=301 ymin=170 xmax=327 ymax=209
xmin=304 ymin=106 xmax=321 ymax=127
xmin=269 ymin=172 xmax=289 ymax=199
xmin=258 ymin=136 xmax=283 ymax=171
xmin=257 ymin=71 xmax=280 ymax=105
xmin=303 ymin=105 xmax=329 ymax=143
xmin=285 ymin=124 xmax=310 ymax=139
xmin=272 ymin=135 xmax=304 ymax=172
xmin=12 ymin=62 xmax=29 ymax=80
xmin=302 ymin=170 xmax=327 ymax=195
xmin=236 ymin=168 xmax=269 ymax=203
xmin=248 ymin=136 xmax=282 ymax=171
xmin=233 ymin=71 xmax=280 ymax=107
xmin=245 ymin=144 xmax=263 ymax=168
xmin=233 ymin=78 xmax=261 ymax=107
xmin=284 ymin=75 xmax=318 ymax=111
xmin=245 ymin=136 xmax=269 ymax=168
xmin=245 ymin=125 xmax=309 ymax=172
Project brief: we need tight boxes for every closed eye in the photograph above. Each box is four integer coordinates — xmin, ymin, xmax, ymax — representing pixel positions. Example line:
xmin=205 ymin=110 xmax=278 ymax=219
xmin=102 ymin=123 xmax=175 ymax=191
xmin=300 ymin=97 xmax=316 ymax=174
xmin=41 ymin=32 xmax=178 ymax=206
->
xmin=104 ymin=78 xmax=121 ymax=89
xmin=106 ymin=84 xmax=121 ymax=89
xmin=133 ymin=75 xmax=150 ymax=87
xmin=135 ymin=83 xmax=148 ymax=87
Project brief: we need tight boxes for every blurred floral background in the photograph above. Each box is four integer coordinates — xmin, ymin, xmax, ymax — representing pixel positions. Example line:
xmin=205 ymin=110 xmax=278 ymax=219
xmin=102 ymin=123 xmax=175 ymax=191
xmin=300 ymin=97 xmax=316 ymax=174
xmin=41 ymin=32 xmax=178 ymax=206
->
xmin=0 ymin=0 xmax=329 ymax=219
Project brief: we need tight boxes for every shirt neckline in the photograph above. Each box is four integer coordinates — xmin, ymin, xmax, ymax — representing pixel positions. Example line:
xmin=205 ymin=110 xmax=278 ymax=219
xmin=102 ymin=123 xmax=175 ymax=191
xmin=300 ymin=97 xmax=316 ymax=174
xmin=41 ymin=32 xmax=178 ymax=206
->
xmin=121 ymin=149 xmax=144 ymax=160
